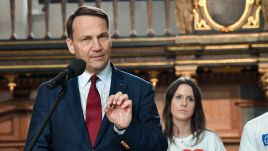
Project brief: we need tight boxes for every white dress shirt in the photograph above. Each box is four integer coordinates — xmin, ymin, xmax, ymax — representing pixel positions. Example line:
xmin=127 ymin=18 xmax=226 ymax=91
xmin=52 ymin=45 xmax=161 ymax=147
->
xmin=78 ymin=62 xmax=112 ymax=120
xmin=78 ymin=62 xmax=126 ymax=134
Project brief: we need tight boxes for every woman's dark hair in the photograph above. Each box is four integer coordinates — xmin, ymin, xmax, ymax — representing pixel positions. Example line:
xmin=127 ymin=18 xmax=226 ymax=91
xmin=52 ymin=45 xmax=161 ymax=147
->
xmin=162 ymin=76 xmax=206 ymax=144
xmin=66 ymin=6 xmax=109 ymax=39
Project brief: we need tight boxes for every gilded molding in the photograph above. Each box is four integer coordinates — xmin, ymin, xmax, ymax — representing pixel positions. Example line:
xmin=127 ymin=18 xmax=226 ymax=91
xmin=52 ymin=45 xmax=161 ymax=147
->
xmin=148 ymin=70 xmax=159 ymax=88
xmin=193 ymin=8 xmax=211 ymax=30
xmin=176 ymin=58 xmax=257 ymax=65
xmin=111 ymin=37 xmax=175 ymax=43
xmin=0 ymin=58 xmax=260 ymax=72
xmin=4 ymin=74 xmax=18 ymax=93
xmin=167 ymin=44 xmax=249 ymax=52
xmin=0 ymin=64 xmax=67 ymax=70
xmin=204 ymin=44 xmax=249 ymax=50
xmin=0 ymin=37 xmax=175 ymax=46
xmin=259 ymin=58 xmax=268 ymax=62
xmin=194 ymin=0 xmax=260 ymax=32
xmin=0 ymin=56 xmax=73 ymax=61
xmin=175 ymin=65 xmax=197 ymax=78
xmin=175 ymin=33 xmax=262 ymax=44
xmin=0 ymin=40 xmax=65 ymax=45
xmin=0 ymin=62 xmax=174 ymax=70
xmin=167 ymin=46 xmax=203 ymax=51
xmin=242 ymin=4 xmax=261 ymax=28
xmin=252 ymin=43 xmax=268 ymax=48
xmin=114 ymin=62 xmax=174 ymax=67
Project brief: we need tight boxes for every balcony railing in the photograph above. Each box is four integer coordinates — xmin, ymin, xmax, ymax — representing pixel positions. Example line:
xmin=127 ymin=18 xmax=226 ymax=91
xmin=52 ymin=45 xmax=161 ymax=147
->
xmin=0 ymin=0 xmax=177 ymax=40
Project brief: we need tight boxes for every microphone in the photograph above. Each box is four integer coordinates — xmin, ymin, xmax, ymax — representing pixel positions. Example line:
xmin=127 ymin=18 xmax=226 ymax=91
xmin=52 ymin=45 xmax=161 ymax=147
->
xmin=47 ymin=59 xmax=86 ymax=89
xmin=28 ymin=59 xmax=86 ymax=151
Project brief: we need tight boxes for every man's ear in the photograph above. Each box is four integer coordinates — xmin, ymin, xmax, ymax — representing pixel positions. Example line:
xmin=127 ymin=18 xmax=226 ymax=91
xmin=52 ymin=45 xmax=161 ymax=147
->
xmin=66 ymin=38 xmax=75 ymax=54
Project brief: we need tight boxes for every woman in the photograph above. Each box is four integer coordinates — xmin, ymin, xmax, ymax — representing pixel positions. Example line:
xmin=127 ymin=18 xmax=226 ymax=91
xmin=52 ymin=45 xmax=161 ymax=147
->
xmin=162 ymin=77 xmax=226 ymax=151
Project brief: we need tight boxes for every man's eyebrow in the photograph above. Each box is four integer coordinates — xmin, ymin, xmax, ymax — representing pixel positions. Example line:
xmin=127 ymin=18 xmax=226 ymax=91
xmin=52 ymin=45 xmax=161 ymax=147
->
xmin=80 ymin=35 xmax=92 ymax=39
xmin=97 ymin=32 xmax=109 ymax=37
xmin=100 ymin=32 xmax=109 ymax=35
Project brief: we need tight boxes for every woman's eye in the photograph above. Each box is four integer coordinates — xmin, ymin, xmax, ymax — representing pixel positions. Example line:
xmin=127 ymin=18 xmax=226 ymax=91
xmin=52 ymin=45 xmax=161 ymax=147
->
xmin=175 ymin=95 xmax=181 ymax=100
xmin=188 ymin=97 xmax=194 ymax=102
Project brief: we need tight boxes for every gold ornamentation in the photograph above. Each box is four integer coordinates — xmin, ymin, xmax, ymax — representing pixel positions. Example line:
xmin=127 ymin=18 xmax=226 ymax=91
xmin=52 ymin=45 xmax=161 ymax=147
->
xmin=194 ymin=0 xmax=260 ymax=32
xmin=193 ymin=9 xmax=211 ymax=30
xmin=148 ymin=70 xmax=159 ymax=89
xmin=243 ymin=4 xmax=261 ymax=28
xmin=175 ymin=58 xmax=257 ymax=65
xmin=175 ymin=65 xmax=197 ymax=78
xmin=4 ymin=74 xmax=17 ymax=93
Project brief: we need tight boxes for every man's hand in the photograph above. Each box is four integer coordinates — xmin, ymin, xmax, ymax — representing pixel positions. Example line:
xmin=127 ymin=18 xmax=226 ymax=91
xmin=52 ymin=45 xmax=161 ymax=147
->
xmin=105 ymin=92 xmax=132 ymax=130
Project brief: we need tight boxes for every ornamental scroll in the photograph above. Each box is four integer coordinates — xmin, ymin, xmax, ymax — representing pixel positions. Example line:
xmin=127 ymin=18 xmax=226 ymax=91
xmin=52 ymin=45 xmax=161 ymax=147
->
xmin=174 ymin=0 xmax=262 ymax=33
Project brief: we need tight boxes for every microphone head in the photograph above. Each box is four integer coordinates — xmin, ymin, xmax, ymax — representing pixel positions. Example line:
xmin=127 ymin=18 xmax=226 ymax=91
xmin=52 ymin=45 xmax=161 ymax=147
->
xmin=46 ymin=59 xmax=86 ymax=89
xmin=67 ymin=59 xmax=86 ymax=77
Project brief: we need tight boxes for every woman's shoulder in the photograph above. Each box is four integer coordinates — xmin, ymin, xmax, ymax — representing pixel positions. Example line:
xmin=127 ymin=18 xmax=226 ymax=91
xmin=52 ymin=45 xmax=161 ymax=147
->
xmin=202 ymin=129 xmax=226 ymax=151
xmin=202 ymin=129 xmax=222 ymax=140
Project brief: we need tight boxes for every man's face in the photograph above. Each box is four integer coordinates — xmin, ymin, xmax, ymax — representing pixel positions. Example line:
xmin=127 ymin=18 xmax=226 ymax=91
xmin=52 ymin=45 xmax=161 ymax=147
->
xmin=66 ymin=15 xmax=112 ymax=74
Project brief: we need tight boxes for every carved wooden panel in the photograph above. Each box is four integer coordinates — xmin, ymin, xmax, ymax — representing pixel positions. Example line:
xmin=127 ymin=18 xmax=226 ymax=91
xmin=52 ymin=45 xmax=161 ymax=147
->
xmin=0 ymin=101 xmax=32 ymax=150
xmin=203 ymin=99 xmax=242 ymax=139
xmin=0 ymin=115 xmax=18 ymax=140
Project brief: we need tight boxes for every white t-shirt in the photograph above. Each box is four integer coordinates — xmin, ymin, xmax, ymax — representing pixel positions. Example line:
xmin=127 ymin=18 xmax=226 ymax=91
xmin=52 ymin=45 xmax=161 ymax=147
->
xmin=239 ymin=112 xmax=268 ymax=151
xmin=168 ymin=130 xmax=226 ymax=151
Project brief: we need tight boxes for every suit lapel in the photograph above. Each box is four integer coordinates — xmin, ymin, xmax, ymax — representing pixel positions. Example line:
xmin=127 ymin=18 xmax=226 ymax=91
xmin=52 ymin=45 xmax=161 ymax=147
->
xmin=94 ymin=66 xmax=128 ymax=147
xmin=65 ymin=78 xmax=91 ymax=148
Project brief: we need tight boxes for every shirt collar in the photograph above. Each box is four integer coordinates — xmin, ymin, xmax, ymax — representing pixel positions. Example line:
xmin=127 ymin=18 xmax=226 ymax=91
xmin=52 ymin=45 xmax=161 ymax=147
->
xmin=78 ymin=61 xmax=112 ymax=88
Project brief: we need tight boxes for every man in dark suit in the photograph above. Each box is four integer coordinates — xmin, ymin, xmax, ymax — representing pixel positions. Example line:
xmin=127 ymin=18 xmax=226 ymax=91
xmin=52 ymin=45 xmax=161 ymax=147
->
xmin=24 ymin=5 xmax=168 ymax=151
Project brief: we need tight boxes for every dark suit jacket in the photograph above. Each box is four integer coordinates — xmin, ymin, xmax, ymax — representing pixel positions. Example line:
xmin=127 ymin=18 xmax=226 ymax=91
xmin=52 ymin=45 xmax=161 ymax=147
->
xmin=24 ymin=65 xmax=168 ymax=151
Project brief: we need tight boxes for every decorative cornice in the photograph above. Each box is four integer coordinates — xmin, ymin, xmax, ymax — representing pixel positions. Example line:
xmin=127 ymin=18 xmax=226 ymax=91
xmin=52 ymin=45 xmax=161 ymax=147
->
xmin=0 ymin=56 xmax=73 ymax=61
xmin=175 ymin=33 xmax=264 ymax=44
xmin=0 ymin=37 xmax=175 ymax=48
xmin=0 ymin=64 xmax=67 ymax=70
xmin=0 ymin=40 xmax=65 ymax=45
xmin=175 ymin=58 xmax=257 ymax=65
xmin=175 ymin=65 xmax=197 ymax=77
xmin=0 ymin=100 xmax=33 ymax=115
xmin=235 ymin=100 xmax=268 ymax=107
xmin=204 ymin=44 xmax=249 ymax=50
xmin=167 ymin=44 xmax=250 ymax=52
xmin=112 ymin=36 xmax=175 ymax=42
xmin=114 ymin=62 xmax=174 ymax=67
xmin=0 ymin=61 xmax=174 ymax=72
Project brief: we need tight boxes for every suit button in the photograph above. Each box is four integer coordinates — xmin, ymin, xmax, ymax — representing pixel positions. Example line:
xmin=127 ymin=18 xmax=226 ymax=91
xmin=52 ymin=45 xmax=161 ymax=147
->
xmin=120 ymin=140 xmax=130 ymax=149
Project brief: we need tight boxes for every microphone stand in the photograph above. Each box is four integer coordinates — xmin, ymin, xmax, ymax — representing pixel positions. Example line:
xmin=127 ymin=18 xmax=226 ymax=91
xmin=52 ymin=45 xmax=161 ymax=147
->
xmin=27 ymin=85 xmax=67 ymax=151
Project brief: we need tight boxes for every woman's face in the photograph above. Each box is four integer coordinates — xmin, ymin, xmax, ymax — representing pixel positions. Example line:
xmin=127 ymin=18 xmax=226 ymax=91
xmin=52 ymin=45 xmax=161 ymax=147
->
xmin=171 ymin=84 xmax=196 ymax=123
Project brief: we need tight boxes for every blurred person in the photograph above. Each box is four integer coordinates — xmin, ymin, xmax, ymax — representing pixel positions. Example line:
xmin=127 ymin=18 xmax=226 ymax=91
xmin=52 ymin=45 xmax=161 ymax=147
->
xmin=239 ymin=112 xmax=268 ymax=151
xmin=162 ymin=77 xmax=226 ymax=151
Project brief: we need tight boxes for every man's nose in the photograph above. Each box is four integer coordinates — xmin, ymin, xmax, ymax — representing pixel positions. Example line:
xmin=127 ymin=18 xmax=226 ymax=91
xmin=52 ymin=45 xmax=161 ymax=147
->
xmin=91 ymin=38 xmax=102 ymax=51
